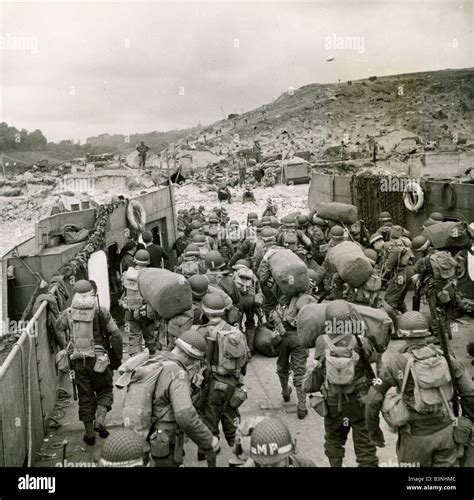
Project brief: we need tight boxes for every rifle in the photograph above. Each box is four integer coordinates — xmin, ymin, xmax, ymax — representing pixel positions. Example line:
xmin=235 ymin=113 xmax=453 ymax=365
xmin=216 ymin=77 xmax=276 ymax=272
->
xmin=350 ymin=310 xmax=377 ymax=381
xmin=432 ymin=304 xmax=460 ymax=417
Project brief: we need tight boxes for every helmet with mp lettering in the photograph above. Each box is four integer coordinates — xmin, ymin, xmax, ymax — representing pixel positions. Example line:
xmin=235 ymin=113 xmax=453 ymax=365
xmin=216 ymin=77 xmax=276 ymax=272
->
xmin=249 ymin=417 xmax=294 ymax=465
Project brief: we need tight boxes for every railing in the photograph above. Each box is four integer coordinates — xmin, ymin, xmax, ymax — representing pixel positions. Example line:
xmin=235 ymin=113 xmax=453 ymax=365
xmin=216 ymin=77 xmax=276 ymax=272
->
xmin=0 ymin=285 xmax=59 ymax=467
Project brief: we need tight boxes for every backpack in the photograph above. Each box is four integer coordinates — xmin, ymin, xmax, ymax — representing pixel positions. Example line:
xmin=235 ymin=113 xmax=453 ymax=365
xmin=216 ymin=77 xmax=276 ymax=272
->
xmin=430 ymin=251 xmax=457 ymax=280
xmin=405 ymin=345 xmax=454 ymax=415
xmin=67 ymin=294 xmax=96 ymax=360
xmin=123 ymin=267 xmax=142 ymax=311
xmin=323 ymin=334 xmax=360 ymax=397
xmin=213 ymin=320 xmax=249 ymax=375
xmin=121 ymin=357 xmax=168 ymax=438
xmin=180 ymin=260 xmax=201 ymax=278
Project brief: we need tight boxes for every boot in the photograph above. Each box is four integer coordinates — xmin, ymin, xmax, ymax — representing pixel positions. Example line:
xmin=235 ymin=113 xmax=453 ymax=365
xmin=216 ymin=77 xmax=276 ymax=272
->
xmin=296 ymin=386 xmax=308 ymax=420
xmin=94 ymin=405 xmax=109 ymax=438
xmin=83 ymin=421 xmax=96 ymax=446
xmin=329 ymin=457 xmax=343 ymax=467
xmin=246 ymin=328 xmax=256 ymax=355
xmin=278 ymin=374 xmax=292 ymax=403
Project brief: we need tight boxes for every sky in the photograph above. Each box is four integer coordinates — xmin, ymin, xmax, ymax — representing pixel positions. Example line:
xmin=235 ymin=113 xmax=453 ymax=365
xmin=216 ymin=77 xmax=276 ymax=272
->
xmin=0 ymin=0 xmax=472 ymax=142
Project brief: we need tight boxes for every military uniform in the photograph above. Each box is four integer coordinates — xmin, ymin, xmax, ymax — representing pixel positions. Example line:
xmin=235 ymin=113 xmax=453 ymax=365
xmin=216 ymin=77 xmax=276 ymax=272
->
xmin=148 ymin=352 xmax=216 ymax=467
xmin=199 ymin=317 xmax=248 ymax=447
xmin=56 ymin=296 xmax=122 ymax=439
xmin=314 ymin=332 xmax=378 ymax=467
xmin=365 ymin=342 xmax=474 ymax=467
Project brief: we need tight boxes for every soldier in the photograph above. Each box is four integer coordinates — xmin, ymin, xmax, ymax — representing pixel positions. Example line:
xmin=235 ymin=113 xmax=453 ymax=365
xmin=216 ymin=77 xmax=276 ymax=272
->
xmin=174 ymin=244 xmax=206 ymax=278
xmin=136 ymin=141 xmax=150 ymax=168
xmin=189 ymin=274 xmax=211 ymax=325
xmin=197 ymin=294 xmax=249 ymax=461
xmin=376 ymin=211 xmax=393 ymax=241
xmin=314 ymin=300 xmax=379 ymax=467
xmin=237 ymin=154 xmax=248 ymax=187
xmin=242 ymin=417 xmax=316 ymax=467
xmin=365 ymin=311 xmax=474 ymax=467
xmin=257 ymin=228 xmax=283 ymax=325
xmin=217 ymin=183 xmax=232 ymax=204
xmin=273 ymin=290 xmax=316 ymax=419
xmin=232 ymin=259 xmax=264 ymax=354
xmin=227 ymin=220 xmax=243 ymax=251
xmin=382 ymin=228 xmax=415 ymax=333
xmin=262 ymin=197 xmax=278 ymax=218
xmin=205 ymin=250 xmax=241 ymax=307
xmin=277 ymin=215 xmax=312 ymax=256
xmin=348 ymin=220 xmax=370 ymax=248
xmin=56 ymin=280 xmax=122 ymax=446
xmin=205 ymin=225 xmax=235 ymax=264
xmin=242 ymin=184 xmax=257 ymax=204
xmin=192 ymin=233 xmax=209 ymax=260
xmin=228 ymin=225 xmax=259 ymax=268
xmin=308 ymin=216 xmax=329 ymax=265
xmin=120 ymin=249 xmax=156 ymax=356
xmin=122 ymin=329 xmax=220 ymax=467
xmin=412 ymin=235 xmax=463 ymax=339
xmin=98 ymin=429 xmax=146 ymax=467
xmin=422 ymin=211 xmax=445 ymax=229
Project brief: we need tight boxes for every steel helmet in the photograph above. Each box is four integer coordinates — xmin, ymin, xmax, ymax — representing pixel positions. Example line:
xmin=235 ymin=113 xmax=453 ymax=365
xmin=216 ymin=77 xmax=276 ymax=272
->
xmin=363 ymin=248 xmax=378 ymax=266
xmin=189 ymin=229 xmax=200 ymax=239
xmin=297 ymin=215 xmax=309 ymax=228
xmin=208 ymin=226 xmax=219 ymax=237
xmin=229 ymin=220 xmax=239 ymax=227
xmin=175 ymin=329 xmax=208 ymax=359
xmin=329 ymin=225 xmax=345 ymax=240
xmin=261 ymin=227 xmax=277 ymax=242
xmin=249 ymin=417 xmax=294 ymax=465
xmin=261 ymin=216 xmax=272 ymax=227
xmin=325 ymin=299 xmax=353 ymax=322
xmin=191 ymin=220 xmax=202 ymax=230
xmin=247 ymin=212 xmax=258 ymax=224
xmin=201 ymin=293 xmax=226 ymax=316
xmin=253 ymin=220 xmax=263 ymax=234
xmin=232 ymin=259 xmax=250 ymax=270
xmin=192 ymin=234 xmax=207 ymax=245
xmin=184 ymin=244 xmax=201 ymax=259
xmin=72 ymin=279 xmax=93 ymax=294
xmin=188 ymin=274 xmax=209 ymax=297
xmin=429 ymin=212 xmax=445 ymax=222
xmin=208 ymin=214 xmax=219 ymax=224
xmin=99 ymin=429 xmax=145 ymax=467
xmin=134 ymin=249 xmax=150 ymax=266
xmin=281 ymin=214 xmax=296 ymax=228
xmin=205 ymin=250 xmax=226 ymax=271
xmin=369 ymin=233 xmax=384 ymax=246
xmin=412 ymin=235 xmax=430 ymax=253
xmin=398 ymin=311 xmax=430 ymax=338
xmin=378 ymin=211 xmax=392 ymax=223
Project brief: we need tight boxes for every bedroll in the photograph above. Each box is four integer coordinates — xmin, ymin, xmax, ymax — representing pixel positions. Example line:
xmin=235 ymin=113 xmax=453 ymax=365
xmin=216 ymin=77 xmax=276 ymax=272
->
xmin=316 ymin=202 xmax=358 ymax=225
xmin=328 ymin=241 xmax=373 ymax=288
xmin=266 ymin=248 xmax=309 ymax=297
xmin=137 ymin=268 xmax=193 ymax=319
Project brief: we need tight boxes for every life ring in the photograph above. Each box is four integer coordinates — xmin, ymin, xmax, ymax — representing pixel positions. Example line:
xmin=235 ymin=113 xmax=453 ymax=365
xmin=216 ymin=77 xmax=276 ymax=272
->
xmin=127 ymin=200 xmax=146 ymax=232
xmin=403 ymin=181 xmax=424 ymax=212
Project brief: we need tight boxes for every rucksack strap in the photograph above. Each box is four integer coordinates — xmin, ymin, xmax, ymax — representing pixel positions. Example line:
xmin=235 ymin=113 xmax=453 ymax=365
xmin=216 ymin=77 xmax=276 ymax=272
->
xmin=400 ymin=355 xmax=413 ymax=395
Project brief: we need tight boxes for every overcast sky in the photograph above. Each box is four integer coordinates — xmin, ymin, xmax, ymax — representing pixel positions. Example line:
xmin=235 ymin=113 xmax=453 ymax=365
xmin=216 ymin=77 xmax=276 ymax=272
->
xmin=0 ymin=1 xmax=472 ymax=142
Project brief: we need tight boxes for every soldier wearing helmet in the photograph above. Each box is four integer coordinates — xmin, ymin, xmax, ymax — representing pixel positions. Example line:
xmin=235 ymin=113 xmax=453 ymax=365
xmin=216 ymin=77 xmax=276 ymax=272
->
xmin=422 ymin=211 xmax=445 ymax=229
xmin=412 ymin=234 xmax=464 ymax=340
xmin=262 ymin=197 xmax=278 ymax=218
xmin=123 ymin=328 xmax=220 ymax=467
xmin=98 ymin=429 xmax=146 ymax=467
xmin=381 ymin=230 xmax=415 ymax=333
xmin=240 ymin=417 xmax=315 ymax=467
xmin=313 ymin=300 xmax=378 ymax=467
xmin=205 ymin=250 xmax=241 ymax=308
xmin=205 ymin=225 xmax=235 ymax=264
xmin=56 ymin=280 xmax=123 ymax=446
xmin=242 ymin=184 xmax=256 ymax=204
xmin=196 ymin=294 xmax=249 ymax=462
xmin=365 ymin=310 xmax=474 ymax=467
xmin=118 ymin=249 xmax=156 ymax=357
xmin=232 ymin=260 xmax=264 ymax=354
xmin=174 ymin=244 xmax=206 ymax=278
xmin=307 ymin=216 xmax=329 ymax=265
xmin=228 ymin=220 xmax=262 ymax=271
xmin=217 ymin=183 xmax=232 ymax=204
xmin=277 ymin=214 xmax=312 ymax=258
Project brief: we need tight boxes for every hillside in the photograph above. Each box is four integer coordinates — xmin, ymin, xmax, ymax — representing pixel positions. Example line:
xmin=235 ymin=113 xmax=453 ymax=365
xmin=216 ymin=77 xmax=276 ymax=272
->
xmin=171 ymin=68 xmax=474 ymax=164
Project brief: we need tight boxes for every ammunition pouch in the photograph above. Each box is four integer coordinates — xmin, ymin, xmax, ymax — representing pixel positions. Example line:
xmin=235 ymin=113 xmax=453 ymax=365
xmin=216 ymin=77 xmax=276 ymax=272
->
xmin=229 ymin=385 xmax=247 ymax=409
xmin=453 ymin=416 xmax=472 ymax=445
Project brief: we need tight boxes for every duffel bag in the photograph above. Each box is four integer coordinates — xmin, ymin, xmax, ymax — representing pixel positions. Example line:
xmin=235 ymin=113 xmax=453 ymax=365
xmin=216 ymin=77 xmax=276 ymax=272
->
xmin=267 ymin=248 xmax=309 ymax=297
xmin=423 ymin=221 xmax=471 ymax=250
xmin=137 ymin=268 xmax=192 ymax=319
xmin=316 ymin=202 xmax=358 ymax=225
xmin=254 ymin=326 xmax=281 ymax=357
xmin=328 ymin=241 xmax=373 ymax=287
xmin=351 ymin=303 xmax=393 ymax=353
xmin=296 ymin=303 xmax=328 ymax=348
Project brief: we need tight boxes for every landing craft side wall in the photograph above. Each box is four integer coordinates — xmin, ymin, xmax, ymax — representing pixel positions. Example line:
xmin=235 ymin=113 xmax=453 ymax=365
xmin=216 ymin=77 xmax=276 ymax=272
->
xmin=0 ymin=296 xmax=57 ymax=467
xmin=307 ymin=172 xmax=352 ymax=211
